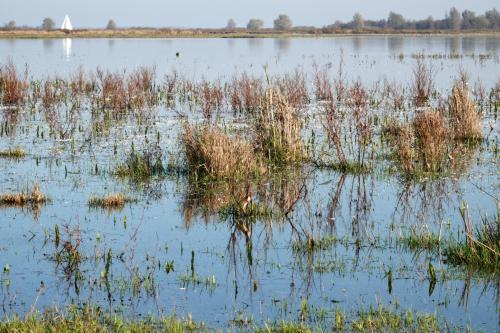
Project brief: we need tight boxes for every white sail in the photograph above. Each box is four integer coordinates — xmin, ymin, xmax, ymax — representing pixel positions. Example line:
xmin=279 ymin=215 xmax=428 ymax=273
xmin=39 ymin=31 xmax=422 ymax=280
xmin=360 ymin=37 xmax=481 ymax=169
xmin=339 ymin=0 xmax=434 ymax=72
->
xmin=60 ymin=15 xmax=73 ymax=30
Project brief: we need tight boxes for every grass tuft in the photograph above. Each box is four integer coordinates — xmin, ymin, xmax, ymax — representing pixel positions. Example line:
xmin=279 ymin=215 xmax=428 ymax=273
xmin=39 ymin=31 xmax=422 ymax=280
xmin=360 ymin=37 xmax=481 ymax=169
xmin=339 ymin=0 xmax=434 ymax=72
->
xmin=88 ymin=193 xmax=136 ymax=209
xmin=181 ymin=123 xmax=260 ymax=179
xmin=0 ymin=184 xmax=47 ymax=206
xmin=0 ymin=146 xmax=25 ymax=158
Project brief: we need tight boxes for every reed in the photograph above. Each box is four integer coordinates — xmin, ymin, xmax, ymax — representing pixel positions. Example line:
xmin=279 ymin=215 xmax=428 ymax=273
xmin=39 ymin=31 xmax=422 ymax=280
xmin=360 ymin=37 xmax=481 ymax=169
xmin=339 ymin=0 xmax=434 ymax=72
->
xmin=88 ymin=193 xmax=136 ymax=209
xmin=411 ymin=57 xmax=433 ymax=108
xmin=181 ymin=123 xmax=258 ymax=179
xmin=448 ymin=73 xmax=482 ymax=142
xmin=0 ymin=184 xmax=47 ymax=206
xmin=0 ymin=146 xmax=25 ymax=158
xmin=254 ymin=88 xmax=305 ymax=165
xmin=0 ymin=59 xmax=29 ymax=106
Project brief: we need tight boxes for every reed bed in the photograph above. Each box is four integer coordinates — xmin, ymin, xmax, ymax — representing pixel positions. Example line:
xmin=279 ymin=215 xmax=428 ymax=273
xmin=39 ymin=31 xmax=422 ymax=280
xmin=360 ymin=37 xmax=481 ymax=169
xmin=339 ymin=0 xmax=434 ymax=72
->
xmin=88 ymin=193 xmax=136 ymax=209
xmin=448 ymin=74 xmax=482 ymax=142
xmin=0 ymin=184 xmax=47 ymax=206
xmin=254 ymin=88 xmax=305 ymax=165
xmin=181 ymin=124 xmax=258 ymax=179
xmin=0 ymin=59 xmax=29 ymax=106
xmin=0 ymin=146 xmax=25 ymax=158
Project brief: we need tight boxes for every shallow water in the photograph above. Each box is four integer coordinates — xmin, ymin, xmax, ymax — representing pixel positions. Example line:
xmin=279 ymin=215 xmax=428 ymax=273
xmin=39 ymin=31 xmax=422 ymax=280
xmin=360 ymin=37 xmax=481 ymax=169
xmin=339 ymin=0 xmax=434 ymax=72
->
xmin=0 ymin=36 xmax=499 ymax=331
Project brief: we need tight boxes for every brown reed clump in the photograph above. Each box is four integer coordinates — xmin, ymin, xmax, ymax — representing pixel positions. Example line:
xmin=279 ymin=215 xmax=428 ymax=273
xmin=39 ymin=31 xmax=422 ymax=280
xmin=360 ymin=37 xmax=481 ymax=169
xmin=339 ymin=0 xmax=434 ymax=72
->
xmin=181 ymin=124 xmax=258 ymax=179
xmin=0 ymin=184 xmax=47 ymax=206
xmin=254 ymin=88 xmax=304 ymax=165
xmin=0 ymin=59 xmax=29 ymax=106
xmin=313 ymin=65 xmax=332 ymax=101
xmin=229 ymin=73 xmax=264 ymax=113
xmin=322 ymin=82 xmax=373 ymax=172
xmin=88 ymin=193 xmax=135 ymax=209
xmin=448 ymin=74 xmax=482 ymax=142
xmin=411 ymin=58 xmax=433 ymax=108
xmin=0 ymin=146 xmax=25 ymax=158
xmin=413 ymin=110 xmax=448 ymax=172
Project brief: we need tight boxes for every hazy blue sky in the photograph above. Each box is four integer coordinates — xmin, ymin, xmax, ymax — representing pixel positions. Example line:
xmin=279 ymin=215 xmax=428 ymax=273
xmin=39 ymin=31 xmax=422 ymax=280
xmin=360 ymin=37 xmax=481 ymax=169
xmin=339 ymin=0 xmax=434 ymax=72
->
xmin=1 ymin=0 xmax=498 ymax=28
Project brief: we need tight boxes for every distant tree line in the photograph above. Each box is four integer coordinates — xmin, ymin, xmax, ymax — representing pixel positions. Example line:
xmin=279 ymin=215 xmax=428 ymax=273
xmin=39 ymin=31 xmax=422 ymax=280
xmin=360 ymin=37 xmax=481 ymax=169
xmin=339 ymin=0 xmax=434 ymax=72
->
xmin=327 ymin=8 xmax=500 ymax=31
xmin=1 ymin=8 xmax=498 ymax=32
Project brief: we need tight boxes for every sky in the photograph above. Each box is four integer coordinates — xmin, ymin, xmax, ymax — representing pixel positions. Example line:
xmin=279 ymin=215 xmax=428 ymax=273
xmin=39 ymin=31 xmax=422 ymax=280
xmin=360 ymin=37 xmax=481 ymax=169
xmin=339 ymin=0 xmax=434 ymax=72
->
xmin=1 ymin=0 xmax=498 ymax=28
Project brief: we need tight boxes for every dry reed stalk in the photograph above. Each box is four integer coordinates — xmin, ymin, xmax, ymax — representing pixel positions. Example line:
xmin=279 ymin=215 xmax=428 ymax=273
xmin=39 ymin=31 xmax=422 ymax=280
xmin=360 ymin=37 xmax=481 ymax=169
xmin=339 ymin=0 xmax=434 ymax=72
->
xmin=182 ymin=124 xmax=257 ymax=179
xmin=413 ymin=110 xmax=448 ymax=171
xmin=448 ymin=74 xmax=482 ymax=141
xmin=88 ymin=193 xmax=133 ymax=208
xmin=411 ymin=58 xmax=433 ymax=108
xmin=0 ymin=184 xmax=47 ymax=206
xmin=0 ymin=59 xmax=29 ymax=106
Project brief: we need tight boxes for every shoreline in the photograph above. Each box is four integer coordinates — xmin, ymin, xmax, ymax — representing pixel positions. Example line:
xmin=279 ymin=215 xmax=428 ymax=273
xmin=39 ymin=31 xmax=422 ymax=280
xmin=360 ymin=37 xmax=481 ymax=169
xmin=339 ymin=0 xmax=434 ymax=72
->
xmin=1 ymin=28 xmax=499 ymax=39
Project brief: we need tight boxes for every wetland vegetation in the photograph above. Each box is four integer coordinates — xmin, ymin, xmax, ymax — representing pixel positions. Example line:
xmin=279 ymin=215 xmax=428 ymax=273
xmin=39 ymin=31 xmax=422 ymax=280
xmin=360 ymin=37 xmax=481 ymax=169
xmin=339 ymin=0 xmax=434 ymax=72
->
xmin=0 ymin=36 xmax=498 ymax=332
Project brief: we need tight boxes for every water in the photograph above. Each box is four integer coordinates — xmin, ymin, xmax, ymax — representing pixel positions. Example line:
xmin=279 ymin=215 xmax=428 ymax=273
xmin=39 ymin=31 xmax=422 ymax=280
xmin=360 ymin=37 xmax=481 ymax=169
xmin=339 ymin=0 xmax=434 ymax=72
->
xmin=0 ymin=36 xmax=498 ymax=331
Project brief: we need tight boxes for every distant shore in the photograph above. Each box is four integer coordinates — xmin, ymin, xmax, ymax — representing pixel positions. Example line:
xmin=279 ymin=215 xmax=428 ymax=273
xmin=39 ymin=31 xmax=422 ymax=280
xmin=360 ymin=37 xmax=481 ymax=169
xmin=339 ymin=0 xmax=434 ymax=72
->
xmin=0 ymin=28 xmax=499 ymax=39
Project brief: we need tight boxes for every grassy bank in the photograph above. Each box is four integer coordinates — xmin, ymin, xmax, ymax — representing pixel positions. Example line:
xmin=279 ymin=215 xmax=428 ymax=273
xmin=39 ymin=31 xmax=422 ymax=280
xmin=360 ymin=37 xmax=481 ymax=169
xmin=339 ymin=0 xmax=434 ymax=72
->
xmin=0 ymin=303 xmax=475 ymax=333
xmin=0 ymin=28 xmax=499 ymax=39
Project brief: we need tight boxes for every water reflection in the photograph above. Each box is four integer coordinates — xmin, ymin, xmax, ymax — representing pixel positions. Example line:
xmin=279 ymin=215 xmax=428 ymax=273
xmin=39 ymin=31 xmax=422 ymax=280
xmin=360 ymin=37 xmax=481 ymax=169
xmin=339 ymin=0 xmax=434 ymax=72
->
xmin=62 ymin=38 xmax=72 ymax=58
xmin=274 ymin=38 xmax=290 ymax=53
xmin=42 ymin=39 xmax=54 ymax=52
xmin=388 ymin=37 xmax=404 ymax=53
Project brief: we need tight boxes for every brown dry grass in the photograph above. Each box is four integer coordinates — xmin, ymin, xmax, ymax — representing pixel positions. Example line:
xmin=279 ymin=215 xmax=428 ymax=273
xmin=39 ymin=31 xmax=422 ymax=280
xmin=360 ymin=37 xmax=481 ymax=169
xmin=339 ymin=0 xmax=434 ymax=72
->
xmin=254 ymin=88 xmax=304 ymax=164
xmin=413 ymin=110 xmax=448 ymax=171
xmin=88 ymin=193 xmax=134 ymax=209
xmin=0 ymin=59 xmax=29 ymax=106
xmin=0 ymin=147 xmax=25 ymax=158
xmin=448 ymin=75 xmax=482 ymax=141
xmin=0 ymin=184 xmax=47 ymax=206
xmin=181 ymin=124 xmax=259 ymax=179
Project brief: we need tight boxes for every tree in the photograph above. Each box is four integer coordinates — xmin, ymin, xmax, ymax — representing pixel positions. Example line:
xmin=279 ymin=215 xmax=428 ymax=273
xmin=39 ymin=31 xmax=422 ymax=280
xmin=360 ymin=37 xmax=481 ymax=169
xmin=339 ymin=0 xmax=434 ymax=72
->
xmin=226 ymin=19 xmax=236 ymax=30
xmin=5 ymin=20 xmax=16 ymax=30
xmin=247 ymin=18 xmax=264 ymax=30
xmin=461 ymin=10 xmax=476 ymax=29
xmin=106 ymin=19 xmax=117 ymax=30
xmin=387 ymin=12 xmax=406 ymax=29
xmin=273 ymin=14 xmax=293 ymax=30
xmin=448 ymin=7 xmax=462 ymax=30
xmin=352 ymin=13 xmax=364 ymax=30
xmin=485 ymin=8 xmax=500 ymax=28
xmin=42 ymin=17 xmax=55 ymax=30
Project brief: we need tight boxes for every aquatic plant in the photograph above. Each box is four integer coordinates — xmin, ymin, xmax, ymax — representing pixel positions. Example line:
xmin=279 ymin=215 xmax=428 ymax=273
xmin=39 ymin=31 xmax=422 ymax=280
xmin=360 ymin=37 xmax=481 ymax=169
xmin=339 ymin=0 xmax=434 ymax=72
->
xmin=0 ymin=59 xmax=29 ymax=106
xmin=444 ymin=203 xmax=499 ymax=273
xmin=88 ymin=193 xmax=136 ymax=209
xmin=254 ymin=88 xmax=305 ymax=165
xmin=411 ymin=57 xmax=433 ymax=108
xmin=181 ymin=123 xmax=259 ymax=179
xmin=115 ymin=143 xmax=164 ymax=180
xmin=0 ymin=146 xmax=25 ymax=158
xmin=448 ymin=73 xmax=482 ymax=142
xmin=0 ymin=184 xmax=47 ymax=206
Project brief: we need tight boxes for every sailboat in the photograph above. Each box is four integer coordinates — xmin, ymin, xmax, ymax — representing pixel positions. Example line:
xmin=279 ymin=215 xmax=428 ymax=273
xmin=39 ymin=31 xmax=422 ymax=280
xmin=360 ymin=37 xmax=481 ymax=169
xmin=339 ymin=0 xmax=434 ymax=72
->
xmin=60 ymin=15 xmax=73 ymax=31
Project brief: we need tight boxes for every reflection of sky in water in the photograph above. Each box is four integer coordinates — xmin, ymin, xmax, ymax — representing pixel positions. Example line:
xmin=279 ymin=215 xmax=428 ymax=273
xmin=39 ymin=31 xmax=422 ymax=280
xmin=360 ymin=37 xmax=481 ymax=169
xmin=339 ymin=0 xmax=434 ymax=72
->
xmin=0 ymin=36 xmax=498 ymax=87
